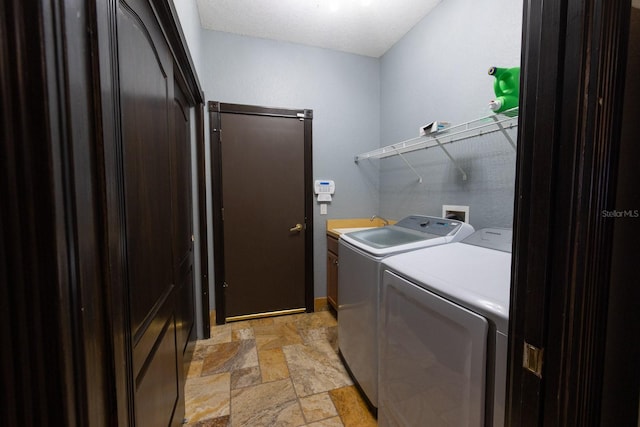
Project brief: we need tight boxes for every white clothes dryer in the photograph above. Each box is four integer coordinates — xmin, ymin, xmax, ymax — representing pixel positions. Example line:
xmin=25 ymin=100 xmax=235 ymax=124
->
xmin=379 ymin=228 xmax=512 ymax=427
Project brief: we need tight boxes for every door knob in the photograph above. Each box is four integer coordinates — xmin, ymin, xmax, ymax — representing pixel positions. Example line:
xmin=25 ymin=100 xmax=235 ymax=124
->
xmin=290 ymin=223 xmax=303 ymax=232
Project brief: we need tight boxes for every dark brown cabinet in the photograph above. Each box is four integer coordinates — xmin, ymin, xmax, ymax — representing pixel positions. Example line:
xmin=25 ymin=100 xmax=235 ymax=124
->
xmin=174 ymin=83 xmax=196 ymax=357
xmin=112 ymin=1 xmax=199 ymax=425
xmin=327 ymin=235 xmax=339 ymax=310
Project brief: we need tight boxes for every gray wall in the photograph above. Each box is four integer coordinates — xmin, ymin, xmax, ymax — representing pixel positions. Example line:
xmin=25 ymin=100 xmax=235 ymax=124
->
xmin=172 ymin=0 xmax=202 ymax=73
xmin=199 ymin=30 xmax=381 ymax=304
xmin=378 ymin=0 xmax=523 ymax=229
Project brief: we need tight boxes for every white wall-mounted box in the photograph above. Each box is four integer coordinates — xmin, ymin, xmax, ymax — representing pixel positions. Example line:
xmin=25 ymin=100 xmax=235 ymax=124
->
xmin=442 ymin=205 xmax=470 ymax=223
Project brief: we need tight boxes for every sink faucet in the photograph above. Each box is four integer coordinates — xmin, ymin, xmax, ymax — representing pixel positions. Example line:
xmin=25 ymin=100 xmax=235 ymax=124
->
xmin=370 ymin=215 xmax=390 ymax=226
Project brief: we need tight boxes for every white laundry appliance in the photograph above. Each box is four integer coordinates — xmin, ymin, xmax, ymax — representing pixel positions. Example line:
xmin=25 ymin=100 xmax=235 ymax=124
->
xmin=378 ymin=228 xmax=512 ymax=426
xmin=338 ymin=215 xmax=474 ymax=410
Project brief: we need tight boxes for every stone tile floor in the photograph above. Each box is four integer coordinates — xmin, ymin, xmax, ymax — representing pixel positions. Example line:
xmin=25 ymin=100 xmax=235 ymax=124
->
xmin=184 ymin=311 xmax=377 ymax=427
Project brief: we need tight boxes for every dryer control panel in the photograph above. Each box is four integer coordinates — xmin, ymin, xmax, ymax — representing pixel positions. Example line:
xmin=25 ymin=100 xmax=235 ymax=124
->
xmin=462 ymin=228 xmax=513 ymax=252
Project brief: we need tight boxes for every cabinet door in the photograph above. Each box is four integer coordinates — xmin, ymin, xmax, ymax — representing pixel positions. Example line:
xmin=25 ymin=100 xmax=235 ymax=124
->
xmin=173 ymin=81 xmax=195 ymax=356
xmin=117 ymin=0 xmax=180 ymax=425
xmin=327 ymin=250 xmax=339 ymax=309
xmin=172 ymin=82 xmax=194 ymax=424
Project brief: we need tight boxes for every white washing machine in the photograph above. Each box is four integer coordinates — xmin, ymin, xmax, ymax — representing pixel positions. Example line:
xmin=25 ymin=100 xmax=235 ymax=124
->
xmin=338 ymin=215 xmax=474 ymax=410
xmin=378 ymin=228 xmax=512 ymax=427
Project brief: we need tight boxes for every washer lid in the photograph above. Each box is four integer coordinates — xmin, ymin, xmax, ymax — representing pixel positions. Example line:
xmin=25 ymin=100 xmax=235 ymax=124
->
xmin=340 ymin=215 xmax=475 ymax=256
xmin=382 ymin=242 xmax=512 ymax=333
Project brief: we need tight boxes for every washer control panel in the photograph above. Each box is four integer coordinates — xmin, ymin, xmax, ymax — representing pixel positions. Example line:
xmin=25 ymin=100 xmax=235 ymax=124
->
xmin=394 ymin=215 xmax=462 ymax=236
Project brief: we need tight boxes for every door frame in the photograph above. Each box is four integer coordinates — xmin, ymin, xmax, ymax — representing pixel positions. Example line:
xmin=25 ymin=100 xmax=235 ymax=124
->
xmin=208 ymin=101 xmax=314 ymax=325
xmin=507 ymin=0 xmax=636 ymax=424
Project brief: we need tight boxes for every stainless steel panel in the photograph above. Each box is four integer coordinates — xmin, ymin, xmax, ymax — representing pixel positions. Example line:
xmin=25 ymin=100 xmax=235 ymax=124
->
xmin=338 ymin=240 xmax=380 ymax=407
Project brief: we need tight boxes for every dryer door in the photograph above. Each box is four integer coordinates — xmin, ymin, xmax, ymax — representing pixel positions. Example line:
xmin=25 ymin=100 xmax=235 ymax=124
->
xmin=379 ymin=270 xmax=489 ymax=427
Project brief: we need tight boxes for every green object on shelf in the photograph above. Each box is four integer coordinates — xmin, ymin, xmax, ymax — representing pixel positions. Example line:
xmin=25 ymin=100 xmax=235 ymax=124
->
xmin=488 ymin=66 xmax=520 ymax=113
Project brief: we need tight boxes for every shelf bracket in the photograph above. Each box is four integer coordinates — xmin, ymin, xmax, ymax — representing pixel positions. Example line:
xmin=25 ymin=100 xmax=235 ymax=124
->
xmin=433 ymin=137 xmax=468 ymax=180
xmin=491 ymin=115 xmax=517 ymax=151
xmin=395 ymin=148 xmax=423 ymax=183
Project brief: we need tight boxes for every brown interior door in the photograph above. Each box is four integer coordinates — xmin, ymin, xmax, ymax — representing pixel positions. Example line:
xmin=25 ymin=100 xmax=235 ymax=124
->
xmin=220 ymin=111 xmax=308 ymax=319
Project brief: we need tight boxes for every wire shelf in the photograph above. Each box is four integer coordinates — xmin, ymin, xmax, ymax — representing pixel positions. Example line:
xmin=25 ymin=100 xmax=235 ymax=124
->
xmin=354 ymin=108 xmax=518 ymax=182
xmin=355 ymin=107 xmax=518 ymax=162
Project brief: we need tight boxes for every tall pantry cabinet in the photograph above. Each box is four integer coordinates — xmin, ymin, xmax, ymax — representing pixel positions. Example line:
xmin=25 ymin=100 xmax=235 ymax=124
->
xmin=99 ymin=0 xmax=203 ymax=425
xmin=1 ymin=0 xmax=204 ymax=425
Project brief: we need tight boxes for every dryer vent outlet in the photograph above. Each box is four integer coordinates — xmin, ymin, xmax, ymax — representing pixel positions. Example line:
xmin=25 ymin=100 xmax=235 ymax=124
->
xmin=442 ymin=205 xmax=470 ymax=223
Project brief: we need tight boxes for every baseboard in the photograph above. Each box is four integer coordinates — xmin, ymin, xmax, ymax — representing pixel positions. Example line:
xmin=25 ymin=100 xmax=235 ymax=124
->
xmin=209 ymin=310 xmax=216 ymax=328
xmin=314 ymin=297 xmax=328 ymax=312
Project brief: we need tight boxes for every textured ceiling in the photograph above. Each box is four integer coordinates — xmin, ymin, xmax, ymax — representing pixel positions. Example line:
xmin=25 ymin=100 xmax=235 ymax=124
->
xmin=195 ymin=0 xmax=443 ymax=58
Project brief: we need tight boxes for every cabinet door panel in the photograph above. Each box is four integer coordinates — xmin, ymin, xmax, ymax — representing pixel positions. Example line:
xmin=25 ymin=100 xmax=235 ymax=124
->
xmin=117 ymin=1 xmax=179 ymax=425
xmin=173 ymin=88 xmax=193 ymax=267
xmin=173 ymin=84 xmax=195 ymax=355
xmin=135 ymin=316 xmax=179 ymax=427
xmin=118 ymin=2 xmax=174 ymax=338
xmin=178 ymin=266 xmax=194 ymax=354
xmin=327 ymin=247 xmax=338 ymax=309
